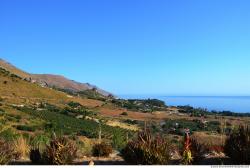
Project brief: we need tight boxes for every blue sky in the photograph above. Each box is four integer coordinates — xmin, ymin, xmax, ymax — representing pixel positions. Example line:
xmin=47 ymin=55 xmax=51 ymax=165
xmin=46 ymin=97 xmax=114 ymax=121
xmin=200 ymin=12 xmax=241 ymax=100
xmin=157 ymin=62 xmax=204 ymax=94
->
xmin=0 ymin=0 xmax=250 ymax=96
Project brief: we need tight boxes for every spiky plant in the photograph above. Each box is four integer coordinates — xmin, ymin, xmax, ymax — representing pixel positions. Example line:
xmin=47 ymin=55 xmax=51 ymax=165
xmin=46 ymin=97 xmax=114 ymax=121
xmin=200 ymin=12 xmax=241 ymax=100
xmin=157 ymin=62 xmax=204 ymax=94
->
xmin=0 ymin=138 xmax=15 ymax=165
xmin=224 ymin=125 xmax=250 ymax=164
xmin=42 ymin=137 xmax=77 ymax=165
xmin=121 ymin=129 xmax=171 ymax=165
xmin=92 ymin=142 xmax=113 ymax=157
xmin=189 ymin=137 xmax=206 ymax=164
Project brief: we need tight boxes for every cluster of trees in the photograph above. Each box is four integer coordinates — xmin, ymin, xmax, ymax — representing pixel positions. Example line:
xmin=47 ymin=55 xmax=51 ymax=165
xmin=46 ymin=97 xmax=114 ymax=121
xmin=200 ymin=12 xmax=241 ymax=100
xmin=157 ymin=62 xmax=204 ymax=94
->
xmin=112 ymin=99 xmax=167 ymax=113
xmin=178 ymin=105 xmax=250 ymax=117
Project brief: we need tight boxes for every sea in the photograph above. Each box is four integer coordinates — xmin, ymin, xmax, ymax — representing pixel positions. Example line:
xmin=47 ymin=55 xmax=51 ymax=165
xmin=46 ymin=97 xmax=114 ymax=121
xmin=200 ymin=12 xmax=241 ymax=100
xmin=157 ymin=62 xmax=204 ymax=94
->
xmin=119 ymin=95 xmax=250 ymax=113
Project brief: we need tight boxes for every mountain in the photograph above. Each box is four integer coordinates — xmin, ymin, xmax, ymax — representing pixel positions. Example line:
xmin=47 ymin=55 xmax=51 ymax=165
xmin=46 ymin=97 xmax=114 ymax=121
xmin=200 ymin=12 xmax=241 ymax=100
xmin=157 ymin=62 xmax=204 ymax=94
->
xmin=0 ymin=58 xmax=112 ymax=96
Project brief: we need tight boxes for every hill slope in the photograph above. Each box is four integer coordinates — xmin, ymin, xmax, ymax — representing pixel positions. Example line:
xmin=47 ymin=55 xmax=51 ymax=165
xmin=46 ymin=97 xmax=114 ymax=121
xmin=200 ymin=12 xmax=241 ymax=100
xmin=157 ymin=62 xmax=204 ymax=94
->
xmin=0 ymin=58 xmax=111 ymax=96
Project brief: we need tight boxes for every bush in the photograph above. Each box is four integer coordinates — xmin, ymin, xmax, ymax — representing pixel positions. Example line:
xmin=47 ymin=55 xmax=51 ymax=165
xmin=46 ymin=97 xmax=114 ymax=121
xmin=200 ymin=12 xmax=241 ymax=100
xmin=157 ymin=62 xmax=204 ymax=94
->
xmin=13 ymin=136 xmax=30 ymax=159
xmin=224 ymin=126 xmax=250 ymax=164
xmin=42 ymin=137 xmax=77 ymax=165
xmin=16 ymin=125 xmax=36 ymax=132
xmin=0 ymin=129 xmax=19 ymax=141
xmin=67 ymin=101 xmax=82 ymax=108
xmin=120 ymin=112 xmax=128 ymax=116
xmin=0 ymin=139 xmax=16 ymax=165
xmin=189 ymin=137 xmax=207 ymax=164
xmin=92 ymin=142 xmax=113 ymax=157
xmin=112 ymin=133 xmax=126 ymax=150
xmin=75 ymin=137 xmax=93 ymax=157
xmin=121 ymin=130 xmax=171 ymax=165
xmin=30 ymin=149 xmax=42 ymax=165
xmin=30 ymin=134 xmax=50 ymax=152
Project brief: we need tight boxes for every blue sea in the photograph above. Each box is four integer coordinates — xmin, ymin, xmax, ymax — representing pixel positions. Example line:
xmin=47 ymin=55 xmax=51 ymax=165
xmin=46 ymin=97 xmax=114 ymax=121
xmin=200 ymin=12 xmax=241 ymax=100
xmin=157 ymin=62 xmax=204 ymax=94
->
xmin=119 ymin=95 xmax=250 ymax=113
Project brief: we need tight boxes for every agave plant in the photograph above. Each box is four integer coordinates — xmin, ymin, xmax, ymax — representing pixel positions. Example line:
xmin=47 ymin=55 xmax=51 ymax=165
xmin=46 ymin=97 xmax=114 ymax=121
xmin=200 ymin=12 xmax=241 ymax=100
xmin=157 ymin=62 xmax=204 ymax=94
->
xmin=92 ymin=142 xmax=113 ymax=157
xmin=42 ymin=137 xmax=77 ymax=165
xmin=189 ymin=137 xmax=207 ymax=164
xmin=0 ymin=138 xmax=15 ymax=165
xmin=121 ymin=129 xmax=171 ymax=165
xmin=224 ymin=125 xmax=250 ymax=164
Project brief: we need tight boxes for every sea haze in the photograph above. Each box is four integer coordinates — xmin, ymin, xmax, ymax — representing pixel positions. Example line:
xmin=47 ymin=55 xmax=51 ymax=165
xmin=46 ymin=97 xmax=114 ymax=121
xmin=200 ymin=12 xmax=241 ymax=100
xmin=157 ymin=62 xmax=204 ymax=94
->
xmin=119 ymin=95 xmax=250 ymax=113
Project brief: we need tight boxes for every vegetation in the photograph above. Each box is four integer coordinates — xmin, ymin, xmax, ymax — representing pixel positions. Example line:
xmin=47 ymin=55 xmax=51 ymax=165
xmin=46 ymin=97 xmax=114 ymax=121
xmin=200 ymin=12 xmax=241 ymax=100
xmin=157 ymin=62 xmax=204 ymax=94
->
xmin=41 ymin=137 xmax=77 ymax=165
xmin=0 ymin=129 xmax=19 ymax=141
xmin=120 ymin=112 xmax=128 ymax=116
xmin=30 ymin=134 xmax=50 ymax=152
xmin=16 ymin=125 xmax=36 ymax=132
xmin=92 ymin=142 xmax=113 ymax=157
xmin=78 ymin=89 xmax=107 ymax=101
xmin=178 ymin=105 xmax=250 ymax=117
xmin=224 ymin=126 xmax=250 ymax=164
xmin=13 ymin=136 xmax=30 ymax=159
xmin=163 ymin=119 xmax=221 ymax=135
xmin=2 ymin=61 xmax=250 ymax=165
xmin=112 ymin=99 xmax=167 ymax=112
xmin=53 ymin=86 xmax=109 ymax=101
xmin=189 ymin=137 xmax=206 ymax=164
xmin=181 ymin=133 xmax=193 ymax=165
xmin=17 ymin=106 xmax=131 ymax=149
xmin=30 ymin=149 xmax=42 ymax=165
xmin=121 ymin=130 xmax=172 ymax=165
xmin=61 ymin=102 xmax=97 ymax=117
xmin=0 ymin=138 xmax=16 ymax=165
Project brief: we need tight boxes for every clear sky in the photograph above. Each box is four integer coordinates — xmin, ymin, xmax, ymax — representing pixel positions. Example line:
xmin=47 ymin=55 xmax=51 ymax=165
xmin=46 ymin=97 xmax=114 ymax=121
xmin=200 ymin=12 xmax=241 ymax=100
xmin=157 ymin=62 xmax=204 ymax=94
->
xmin=0 ymin=0 xmax=250 ymax=96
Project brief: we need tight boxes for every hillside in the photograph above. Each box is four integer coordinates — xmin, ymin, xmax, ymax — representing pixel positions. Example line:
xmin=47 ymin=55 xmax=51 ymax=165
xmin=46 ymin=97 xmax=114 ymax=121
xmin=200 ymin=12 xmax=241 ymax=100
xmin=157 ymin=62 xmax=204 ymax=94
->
xmin=0 ymin=62 xmax=132 ymax=150
xmin=0 ymin=58 xmax=111 ymax=96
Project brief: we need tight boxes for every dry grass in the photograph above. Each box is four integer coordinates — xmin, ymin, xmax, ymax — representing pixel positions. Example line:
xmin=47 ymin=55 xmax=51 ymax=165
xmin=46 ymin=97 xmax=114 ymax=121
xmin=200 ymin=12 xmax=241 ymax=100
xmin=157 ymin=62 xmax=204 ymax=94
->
xmin=191 ymin=132 xmax=226 ymax=150
xmin=13 ymin=136 xmax=30 ymax=159
xmin=77 ymin=136 xmax=95 ymax=157
xmin=106 ymin=120 xmax=139 ymax=131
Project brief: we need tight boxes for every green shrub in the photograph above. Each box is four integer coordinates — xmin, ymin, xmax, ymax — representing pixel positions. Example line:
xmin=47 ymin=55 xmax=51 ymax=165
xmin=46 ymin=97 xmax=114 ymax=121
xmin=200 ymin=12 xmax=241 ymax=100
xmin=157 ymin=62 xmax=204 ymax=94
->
xmin=224 ymin=126 xmax=250 ymax=164
xmin=30 ymin=134 xmax=50 ymax=152
xmin=0 ymin=139 xmax=16 ymax=165
xmin=112 ymin=133 xmax=126 ymax=150
xmin=42 ymin=137 xmax=77 ymax=165
xmin=16 ymin=125 xmax=36 ymax=132
xmin=121 ymin=130 xmax=172 ymax=165
xmin=67 ymin=101 xmax=82 ymax=108
xmin=92 ymin=142 xmax=113 ymax=157
xmin=0 ymin=129 xmax=19 ymax=141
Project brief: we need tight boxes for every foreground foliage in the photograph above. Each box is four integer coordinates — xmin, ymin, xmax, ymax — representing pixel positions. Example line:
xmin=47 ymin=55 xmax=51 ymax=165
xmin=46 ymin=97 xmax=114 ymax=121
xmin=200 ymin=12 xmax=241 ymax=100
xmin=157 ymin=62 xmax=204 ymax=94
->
xmin=189 ymin=137 xmax=206 ymax=164
xmin=224 ymin=126 xmax=250 ymax=164
xmin=42 ymin=137 xmax=77 ymax=165
xmin=181 ymin=132 xmax=193 ymax=165
xmin=92 ymin=142 xmax=113 ymax=157
xmin=121 ymin=130 xmax=171 ymax=165
xmin=0 ymin=138 xmax=16 ymax=165
xmin=30 ymin=137 xmax=77 ymax=165
xmin=13 ymin=136 xmax=30 ymax=159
